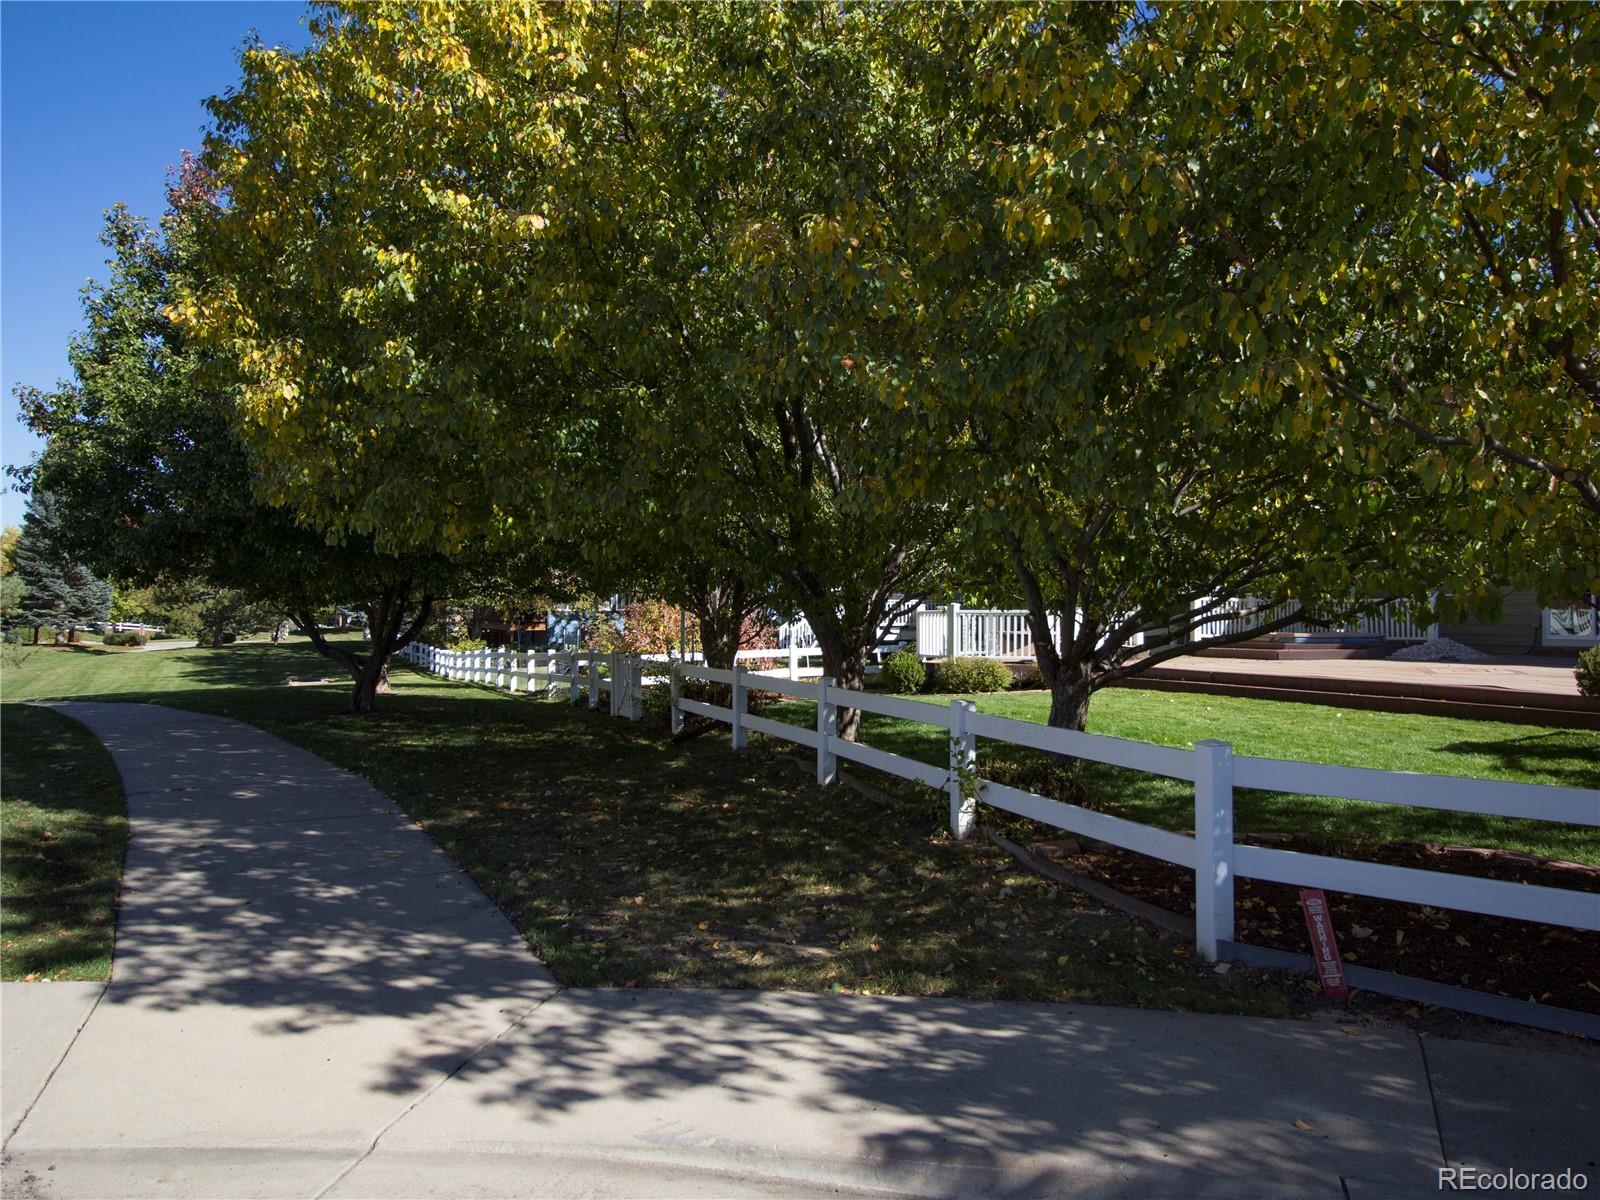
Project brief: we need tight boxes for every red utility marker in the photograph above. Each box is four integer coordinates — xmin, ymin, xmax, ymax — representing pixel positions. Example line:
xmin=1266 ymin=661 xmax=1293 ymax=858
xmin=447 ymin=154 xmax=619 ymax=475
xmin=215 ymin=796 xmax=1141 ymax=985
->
xmin=1298 ymin=888 xmax=1350 ymax=1002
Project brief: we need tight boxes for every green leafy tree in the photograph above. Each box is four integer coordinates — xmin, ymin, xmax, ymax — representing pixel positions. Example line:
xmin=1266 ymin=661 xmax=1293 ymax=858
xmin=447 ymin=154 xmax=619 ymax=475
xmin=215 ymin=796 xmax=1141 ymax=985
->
xmin=186 ymin=4 xmax=961 ymax=734
xmin=898 ymin=4 xmax=1593 ymax=729
xmin=17 ymin=186 xmax=456 ymax=712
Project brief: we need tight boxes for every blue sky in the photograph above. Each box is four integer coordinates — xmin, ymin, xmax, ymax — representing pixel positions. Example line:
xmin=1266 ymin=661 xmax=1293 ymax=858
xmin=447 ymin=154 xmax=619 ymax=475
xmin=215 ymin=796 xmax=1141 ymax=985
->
xmin=1 ymin=0 xmax=309 ymax=528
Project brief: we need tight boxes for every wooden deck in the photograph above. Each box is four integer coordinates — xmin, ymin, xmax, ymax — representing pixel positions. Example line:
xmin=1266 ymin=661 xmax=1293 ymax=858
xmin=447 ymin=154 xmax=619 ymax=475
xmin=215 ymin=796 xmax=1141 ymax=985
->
xmin=1118 ymin=654 xmax=1599 ymax=730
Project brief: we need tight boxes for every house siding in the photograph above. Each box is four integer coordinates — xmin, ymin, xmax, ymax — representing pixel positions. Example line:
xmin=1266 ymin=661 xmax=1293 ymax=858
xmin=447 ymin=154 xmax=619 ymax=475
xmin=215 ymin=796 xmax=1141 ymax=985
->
xmin=1439 ymin=589 xmax=1543 ymax=655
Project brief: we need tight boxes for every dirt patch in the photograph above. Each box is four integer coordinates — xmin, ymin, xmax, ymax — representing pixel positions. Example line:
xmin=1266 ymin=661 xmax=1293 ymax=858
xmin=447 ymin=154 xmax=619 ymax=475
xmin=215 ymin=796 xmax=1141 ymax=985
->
xmin=1035 ymin=835 xmax=1600 ymax=1015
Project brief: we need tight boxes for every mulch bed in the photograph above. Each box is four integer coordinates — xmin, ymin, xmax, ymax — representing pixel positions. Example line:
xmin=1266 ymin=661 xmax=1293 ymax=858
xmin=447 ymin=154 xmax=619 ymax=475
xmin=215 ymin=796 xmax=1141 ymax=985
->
xmin=1030 ymin=836 xmax=1600 ymax=1016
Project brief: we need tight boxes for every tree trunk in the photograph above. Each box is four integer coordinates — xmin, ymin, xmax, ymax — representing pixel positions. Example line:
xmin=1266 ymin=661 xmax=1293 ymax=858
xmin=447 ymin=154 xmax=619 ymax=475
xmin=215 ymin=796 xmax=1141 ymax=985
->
xmin=1046 ymin=657 xmax=1094 ymax=732
xmin=696 ymin=603 xmax=745 ymax=671
xmin=812 ymin=626 xmax=869 ymax=741
xmin=349 ymin=656 xmax=390 ymax=715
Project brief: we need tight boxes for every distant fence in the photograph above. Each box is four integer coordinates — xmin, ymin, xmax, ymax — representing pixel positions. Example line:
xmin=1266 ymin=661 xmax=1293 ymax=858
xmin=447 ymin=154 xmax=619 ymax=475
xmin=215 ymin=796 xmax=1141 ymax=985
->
xmin=668 ymin=662 xmax=1599 ymax=968
xmin=399 ymin=643 xmax=644 ymax=720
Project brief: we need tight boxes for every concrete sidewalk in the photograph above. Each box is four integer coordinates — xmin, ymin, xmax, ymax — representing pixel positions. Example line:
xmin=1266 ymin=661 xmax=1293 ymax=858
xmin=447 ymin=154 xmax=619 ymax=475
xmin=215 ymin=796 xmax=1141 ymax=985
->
xmin=4 ymin=702 xmax=1595 ymax=1199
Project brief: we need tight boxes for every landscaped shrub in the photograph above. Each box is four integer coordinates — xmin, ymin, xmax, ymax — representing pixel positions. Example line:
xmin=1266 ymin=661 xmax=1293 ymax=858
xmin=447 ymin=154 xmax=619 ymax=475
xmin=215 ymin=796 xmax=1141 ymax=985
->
xmin=1577 ymin=646 xmax=1600 ymax=698
xmin=880 ymin=649 xmax=926 ymax=693
xmin=1010 ymin=662 xmax=1046 ymax=690
xmin=639 ymin=684 xmax=675 ymax=733
xmin=445 ymin=637 xmax=488 ymax=652
xmin=103 ymin=630 xmax=148 ymax=647
xmin=932 ymin=656 xmax=1014 ymax=693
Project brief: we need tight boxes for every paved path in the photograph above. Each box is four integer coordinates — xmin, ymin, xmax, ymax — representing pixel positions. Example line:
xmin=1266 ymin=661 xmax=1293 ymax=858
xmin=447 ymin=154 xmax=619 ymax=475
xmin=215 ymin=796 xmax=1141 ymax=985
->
xmin=4 ymin=703 xmax=1596 ymax=1199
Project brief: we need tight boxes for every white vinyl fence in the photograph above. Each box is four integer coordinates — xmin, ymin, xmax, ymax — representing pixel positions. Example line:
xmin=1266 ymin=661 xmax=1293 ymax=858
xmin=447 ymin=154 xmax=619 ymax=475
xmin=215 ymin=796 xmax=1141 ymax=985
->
xmin=400 ymin=642 xmax=644 ymax=720
xmin=670 ymin=662 xmax=1600 ymax=963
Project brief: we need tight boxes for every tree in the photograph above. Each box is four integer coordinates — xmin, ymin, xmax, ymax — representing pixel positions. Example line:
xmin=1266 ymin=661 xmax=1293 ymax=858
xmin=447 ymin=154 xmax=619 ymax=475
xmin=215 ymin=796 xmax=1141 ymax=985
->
xmin=0 ymin=525 xmax=22 ymax=631
xmin=11 ymin=490 xmax=109 ymax=642
xmin=17 ymin=188 xmax=460 ymax=712
xmin=0 ymin=525 xmax=18 ymax=575
xmin=876 ymin=4 xmax=1593 ymax=730
xmin=185 ymin=4 xmax=965 ymax=735
xmin=1189 ymin=4 xmax=1600 ymax=605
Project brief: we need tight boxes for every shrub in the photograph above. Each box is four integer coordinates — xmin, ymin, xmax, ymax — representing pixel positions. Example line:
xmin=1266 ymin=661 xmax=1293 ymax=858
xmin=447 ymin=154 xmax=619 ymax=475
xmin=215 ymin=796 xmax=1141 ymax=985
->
xmin=880 ymin=649 xmax=926 ymax=693
xmin=103 ymin=630 xmax=148 ymax=647
xmin=446 ymin=637 xmax=488 ymax=652
xmin=1577 ymin=646 xmax=1600 ymax=698
xmin=1011 ymin=662 xmax=1046 ymax=690
xmin=639 ymin=684 xmax=675 ymax=733
xmin=932 ymin=656 xmax=1014 ymax=693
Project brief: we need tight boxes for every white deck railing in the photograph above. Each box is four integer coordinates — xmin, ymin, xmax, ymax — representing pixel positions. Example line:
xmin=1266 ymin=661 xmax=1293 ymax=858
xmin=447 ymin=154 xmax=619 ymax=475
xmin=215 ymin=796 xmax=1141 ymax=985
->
xmin=669 ymin=662 xmax=1599 ymax=963
xmin=916 ymin=605 xmax=1143 ymax=659
xmin=915 ymin=598 xmax=1439 ymax=661
xmin=1189 ymin=596 xmax=1439 ymax=643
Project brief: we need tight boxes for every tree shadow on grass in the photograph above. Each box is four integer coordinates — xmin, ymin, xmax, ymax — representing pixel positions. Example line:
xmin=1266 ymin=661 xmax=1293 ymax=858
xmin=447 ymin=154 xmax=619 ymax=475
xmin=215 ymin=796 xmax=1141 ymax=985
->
xmin=1435 ymin=731 xmax=1600 ymax=790
xmin=18 ymin=698 xmax=1479 ymax=1197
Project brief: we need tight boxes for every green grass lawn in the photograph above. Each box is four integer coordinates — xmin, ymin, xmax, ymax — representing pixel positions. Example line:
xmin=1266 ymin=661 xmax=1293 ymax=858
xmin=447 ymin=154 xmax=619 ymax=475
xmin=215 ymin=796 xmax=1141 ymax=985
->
xmin=0 ymin=703 xmax=128 ymax=980
xmin=754 ymin=687 xmax=1600 ymax=866
xmin=1 ymin=639 xmax=1593 ymax=1016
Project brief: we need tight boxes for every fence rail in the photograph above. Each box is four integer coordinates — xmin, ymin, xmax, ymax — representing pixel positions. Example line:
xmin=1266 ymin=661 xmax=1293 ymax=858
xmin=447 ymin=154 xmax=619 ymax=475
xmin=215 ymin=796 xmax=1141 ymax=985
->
xmin=667 ymin=662 xmax=1599 ymax=964
xmin=398 ymin=641 xmax=1600 ymax=1002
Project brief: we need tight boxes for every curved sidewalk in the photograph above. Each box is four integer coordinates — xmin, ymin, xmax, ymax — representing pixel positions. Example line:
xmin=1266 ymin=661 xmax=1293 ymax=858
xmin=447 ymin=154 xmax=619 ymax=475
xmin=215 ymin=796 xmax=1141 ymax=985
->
xmin=4 ymin=703 xmax=1595 ymax=1199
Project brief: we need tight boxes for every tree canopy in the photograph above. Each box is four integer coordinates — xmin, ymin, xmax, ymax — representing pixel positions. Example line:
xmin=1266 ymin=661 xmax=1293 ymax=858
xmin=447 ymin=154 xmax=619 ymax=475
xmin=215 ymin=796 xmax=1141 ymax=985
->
xmin=68 ymin=1 xmax=1597 ymax=731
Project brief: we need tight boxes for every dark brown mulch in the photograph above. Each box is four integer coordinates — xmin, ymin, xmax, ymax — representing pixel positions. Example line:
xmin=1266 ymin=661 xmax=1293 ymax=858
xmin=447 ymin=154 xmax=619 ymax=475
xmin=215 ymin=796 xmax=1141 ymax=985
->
xmin=1032 ymin=836 xmax=1600 ymax=1016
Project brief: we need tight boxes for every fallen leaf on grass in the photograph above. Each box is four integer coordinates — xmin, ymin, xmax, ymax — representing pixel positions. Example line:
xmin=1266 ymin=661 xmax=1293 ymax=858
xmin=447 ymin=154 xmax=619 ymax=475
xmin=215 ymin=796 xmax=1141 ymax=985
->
xmin=1293 ymin=1120 xmax=1314 ymax=1132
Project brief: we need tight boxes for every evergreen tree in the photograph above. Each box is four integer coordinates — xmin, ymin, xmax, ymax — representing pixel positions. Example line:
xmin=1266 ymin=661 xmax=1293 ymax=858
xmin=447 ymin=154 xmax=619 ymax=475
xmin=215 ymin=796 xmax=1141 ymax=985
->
xmin=12 ymin=490 xmax=109 ymax=642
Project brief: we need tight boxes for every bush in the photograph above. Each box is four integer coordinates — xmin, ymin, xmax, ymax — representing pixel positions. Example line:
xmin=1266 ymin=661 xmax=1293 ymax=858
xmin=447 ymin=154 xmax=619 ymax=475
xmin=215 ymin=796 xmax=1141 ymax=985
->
xmin=931 ymin=656 xmax=1014 ymax=693
xmin=1011 ymin=662 xmax=1046 ymax=690
xmin=639 ymin=684 xmax=675 ymax=733
xmin=880 ymin=649 xmax=927 ymax=693
xmin=1577 ymin=646 xmax=1600 ymax=698
xmin=103 ymin=630 xmax=148 ymax=647
xmin=446 ymin=637 xmax=488 ymax=652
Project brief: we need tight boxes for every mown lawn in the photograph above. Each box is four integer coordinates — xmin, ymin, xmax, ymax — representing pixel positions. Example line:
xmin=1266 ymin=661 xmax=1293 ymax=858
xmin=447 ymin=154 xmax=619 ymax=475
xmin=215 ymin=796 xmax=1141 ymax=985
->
xmin=2 ymin=639 xmax=1593 ymax=1016
xmin=754 ymin=686 xmax=1600 ymax=866
xmin=0 ymin=702 xmax=128 ymax=980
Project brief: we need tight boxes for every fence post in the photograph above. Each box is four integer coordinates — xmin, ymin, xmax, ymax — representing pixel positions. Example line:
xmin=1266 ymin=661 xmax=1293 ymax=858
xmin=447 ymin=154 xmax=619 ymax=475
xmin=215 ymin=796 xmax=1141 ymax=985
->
xmin=816 ymin=675 xmax=837 ymax=785
xmin=628 ymin=657 xmax=643 ymax=720
xmin=568 ymin=653 xmax=580 ymax=704
xmin=496 ymin=649 xmax=506 ymax=690
xmin=948 ymin=699 xmax=977 ymax=839
xmin=730 ymin=663 xmax=747 ymax=749
xmin=670 ymin=662 xmax=684 ymax=734
xmin=589 ymin=654 xmax=601 ymax=710
xmin=608 ymin=652 xmax=620 ymax=717
xmin=1194 ymin=739 xmax=1236 ymax=962
xmin=788 ymin=641 xmax=799 ymax=680
xmin=947 ymin=601 xmax=961 ymax=660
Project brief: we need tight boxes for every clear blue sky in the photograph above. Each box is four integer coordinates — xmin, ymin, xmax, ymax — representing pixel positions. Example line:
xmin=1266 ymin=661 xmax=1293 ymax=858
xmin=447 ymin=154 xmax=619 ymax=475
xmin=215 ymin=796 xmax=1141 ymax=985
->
xmin=1 ymin=0 xmax=309 ymax=529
